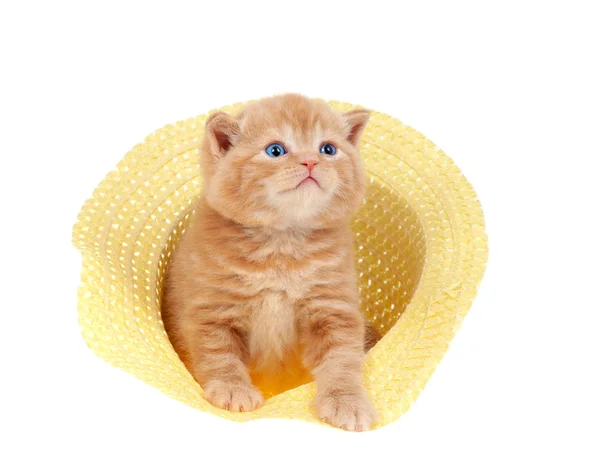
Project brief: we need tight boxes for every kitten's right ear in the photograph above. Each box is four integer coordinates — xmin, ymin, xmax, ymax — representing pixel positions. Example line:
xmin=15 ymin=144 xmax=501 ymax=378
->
xmin=204 ymin=112 xmax=240 ymax=158
xmin=342 ymin=108 xmax=371 ymax=147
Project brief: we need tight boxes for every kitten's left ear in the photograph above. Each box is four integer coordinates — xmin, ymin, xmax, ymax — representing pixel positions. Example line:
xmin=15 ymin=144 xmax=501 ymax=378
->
xmin=342 ymin=108 xmax=371 ymax=147
xmin=204 ymin=111 xmax=241 ymax=159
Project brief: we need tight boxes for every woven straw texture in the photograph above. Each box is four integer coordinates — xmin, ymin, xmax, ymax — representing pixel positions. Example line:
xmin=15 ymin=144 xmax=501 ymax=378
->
xmin=72 ymin=101 xmax=488 ymax=429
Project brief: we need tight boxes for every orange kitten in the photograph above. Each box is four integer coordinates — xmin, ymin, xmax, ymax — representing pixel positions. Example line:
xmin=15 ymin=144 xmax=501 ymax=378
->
xmin=162 ymin=94 xmax=380 ymax=431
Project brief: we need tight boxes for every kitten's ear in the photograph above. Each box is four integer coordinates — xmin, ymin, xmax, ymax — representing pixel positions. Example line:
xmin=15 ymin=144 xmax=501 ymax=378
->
xmin=204 ymin=112 xmax=240 ymax=158
xmin=342 ymin=108 xmax=371 ymax=147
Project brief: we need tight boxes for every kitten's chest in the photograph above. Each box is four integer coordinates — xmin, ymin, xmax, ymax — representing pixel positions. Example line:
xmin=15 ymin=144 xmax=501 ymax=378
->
xmin=248 ymin=290 xmax=295 ymax=368
xmin=245 ymin=268 xmax=312 ymax=299
xmin=245 ymin=270 xmax=311 ymax=372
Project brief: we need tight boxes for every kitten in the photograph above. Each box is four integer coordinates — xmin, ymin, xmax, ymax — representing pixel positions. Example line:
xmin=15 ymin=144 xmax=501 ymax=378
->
xmin=162 ymin=94 xmax=380 ymax=431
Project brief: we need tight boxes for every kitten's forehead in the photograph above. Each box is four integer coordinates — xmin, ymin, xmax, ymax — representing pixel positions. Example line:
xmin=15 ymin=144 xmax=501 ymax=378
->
xmin=238 ymin=94 xmax=344 ymax=143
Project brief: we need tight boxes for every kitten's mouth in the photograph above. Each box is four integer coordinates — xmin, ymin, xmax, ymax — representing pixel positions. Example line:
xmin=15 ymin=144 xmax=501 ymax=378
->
xmin=296 ymin=176 xmax=320 ymax=189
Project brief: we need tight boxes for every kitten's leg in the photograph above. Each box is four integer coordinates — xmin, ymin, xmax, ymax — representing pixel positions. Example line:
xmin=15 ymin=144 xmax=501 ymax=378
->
xmin=187 ymin=316 xmax=263 ymax=412
xmin=299 ymin=296 xmax=377 ymax=431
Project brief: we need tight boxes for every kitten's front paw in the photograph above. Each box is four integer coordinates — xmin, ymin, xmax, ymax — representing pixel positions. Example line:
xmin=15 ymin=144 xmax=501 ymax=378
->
xmin=315 ymin=388 xmax=377 ymax=432
xmin=203 ymin=380 xmax=264 ymax=412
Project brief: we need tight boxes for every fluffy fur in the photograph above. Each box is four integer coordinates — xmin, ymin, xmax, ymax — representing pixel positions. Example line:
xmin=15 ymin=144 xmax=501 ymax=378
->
xmin=162 ymin=94 xmax=380 ymax=431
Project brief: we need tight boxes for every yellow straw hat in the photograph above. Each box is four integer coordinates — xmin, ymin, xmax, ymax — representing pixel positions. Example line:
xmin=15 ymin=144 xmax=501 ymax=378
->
xmin=72 ymin=100 xmax=488 ymax=429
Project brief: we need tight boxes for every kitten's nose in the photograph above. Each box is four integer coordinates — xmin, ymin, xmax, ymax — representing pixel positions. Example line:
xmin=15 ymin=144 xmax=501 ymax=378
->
xmin=301 ymin=159 xmax=318 ymax=173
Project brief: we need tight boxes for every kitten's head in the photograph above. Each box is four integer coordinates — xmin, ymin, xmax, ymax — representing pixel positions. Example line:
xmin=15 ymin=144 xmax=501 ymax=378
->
xmin=200 ymin=94 xmax=369 ymax=229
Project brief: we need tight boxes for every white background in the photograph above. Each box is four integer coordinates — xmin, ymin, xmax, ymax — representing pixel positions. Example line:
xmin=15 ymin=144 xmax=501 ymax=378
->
xmin=1 ymin=1 xmax=599 ymax=471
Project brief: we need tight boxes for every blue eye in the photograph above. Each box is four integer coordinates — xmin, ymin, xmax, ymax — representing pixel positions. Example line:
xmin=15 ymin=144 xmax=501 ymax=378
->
xmin=265 ymin=143 xmax=287 ymax=157
xmin=319 ymin=143 xmax=336 ymax=155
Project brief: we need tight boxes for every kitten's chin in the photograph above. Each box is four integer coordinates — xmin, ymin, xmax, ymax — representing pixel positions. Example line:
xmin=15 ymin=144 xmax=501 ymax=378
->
xmin=205 ymin=183 xmax=347 ymax=231
xmin=268 ymin=196 xmax=331 ymax=229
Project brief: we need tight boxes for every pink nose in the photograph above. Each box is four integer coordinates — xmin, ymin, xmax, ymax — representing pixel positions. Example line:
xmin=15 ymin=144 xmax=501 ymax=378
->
xmin=302 ymin=159 xmax=318 ymax=172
